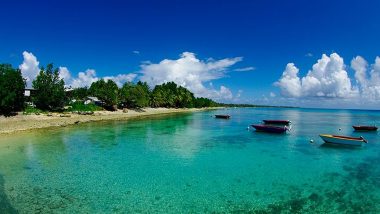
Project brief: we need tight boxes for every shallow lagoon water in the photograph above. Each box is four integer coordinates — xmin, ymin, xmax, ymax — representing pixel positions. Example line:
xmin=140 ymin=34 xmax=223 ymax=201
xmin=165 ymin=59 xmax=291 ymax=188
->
xmin=1 ymin=108 xmax=380 ymax=213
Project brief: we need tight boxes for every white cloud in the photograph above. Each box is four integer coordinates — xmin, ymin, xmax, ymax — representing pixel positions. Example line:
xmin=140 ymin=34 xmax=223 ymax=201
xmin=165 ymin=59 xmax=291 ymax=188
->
xmin=65 ymin=69 xmax=137 ymax=88
xmin=104 ymin=73 xmax=137 ymax=87
xmin=270 ymin=92 xmax=276 ymax=97
xmin=19 ymin=51 xmax=40 ymax=88
xmin=17 ymin=52 xmax=137 ymax=88
xmin=351 ymin=56 xmax=380 ymax=100
xmin=70 ymin=69 xmax=99 ymax=88
xmin=132 ymin=50 xmax=140 ymax=55
xmin=59 ymin=67 xmax=71 ymax=85
xmin=234 ymin=66 xmax=256 ymax=72
xmin=139 ymin=52 xmax=242 ymax=101
xmin=351 ymin=56 xmax=368 ymax=87
xmin=305 ymin=53 xmax=313 ymax=57
xmin=276 ymin=53 xmax=359 ymax=99
xmin=274 ymin=63 xmax=302 ymax=97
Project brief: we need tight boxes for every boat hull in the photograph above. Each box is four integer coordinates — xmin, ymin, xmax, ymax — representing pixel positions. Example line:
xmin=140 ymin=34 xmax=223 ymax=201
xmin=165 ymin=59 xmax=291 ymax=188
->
xmin=251 ymin=124 xmax=287 ymax=133
xmin=215 ymin=115 xmax=230 ymax=119
xmin=352 ymin=126 xmax=378 ymax=131
xmin=263 ymin=120 xmax=291 ymax=125
xmin=319 ymin=134 xmax=365 ymax=146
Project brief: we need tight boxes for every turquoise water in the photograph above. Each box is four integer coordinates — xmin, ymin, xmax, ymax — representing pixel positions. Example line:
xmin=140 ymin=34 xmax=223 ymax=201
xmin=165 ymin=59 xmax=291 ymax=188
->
xmin=1 ymin=108 xmax=380 ymax=213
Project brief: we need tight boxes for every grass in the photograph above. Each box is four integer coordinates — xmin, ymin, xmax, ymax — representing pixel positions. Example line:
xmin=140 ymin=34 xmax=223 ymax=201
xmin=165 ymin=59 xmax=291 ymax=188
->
xmin=23 ymin=106 xmax=43 ymax=115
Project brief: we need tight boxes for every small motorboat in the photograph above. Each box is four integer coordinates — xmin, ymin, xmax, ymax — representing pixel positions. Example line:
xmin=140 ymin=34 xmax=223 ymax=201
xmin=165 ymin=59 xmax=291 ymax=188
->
xmin=352 ymin=125 xmax=378 ymax=131
xmin=263 ymin=120 xmax=291 ymax=125
xmin=319 ymin=134 xmax=367 ymax=146
xmin=215 ymin=114 xmax=230 ymax=119
xmin=251 ymin=124 xmax=288 ymax=133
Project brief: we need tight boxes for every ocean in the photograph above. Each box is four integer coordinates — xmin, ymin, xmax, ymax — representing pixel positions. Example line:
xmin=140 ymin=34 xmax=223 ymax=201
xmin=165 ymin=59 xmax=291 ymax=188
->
xmin=0 ymin=108 xmax=379 ymax=213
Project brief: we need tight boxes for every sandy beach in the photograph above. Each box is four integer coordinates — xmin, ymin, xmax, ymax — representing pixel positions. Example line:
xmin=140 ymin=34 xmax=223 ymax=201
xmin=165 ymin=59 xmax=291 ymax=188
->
xmin=0 ymin=108 xmax=217 ymax=135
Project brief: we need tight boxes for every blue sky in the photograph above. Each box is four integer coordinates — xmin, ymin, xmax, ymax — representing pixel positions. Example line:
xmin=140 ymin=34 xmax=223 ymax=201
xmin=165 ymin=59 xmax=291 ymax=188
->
xmin=1 ymin=0 xmax=380 ymax=108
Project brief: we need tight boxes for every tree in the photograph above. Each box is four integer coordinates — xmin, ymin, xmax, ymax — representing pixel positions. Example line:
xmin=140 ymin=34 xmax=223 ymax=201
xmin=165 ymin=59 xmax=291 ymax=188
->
xmin=0 ymin=64 xmax=25 ymax=115
xmin=150 ymin=85 xmax=166 ymax=107
xmin=32 ymin=64 xmax=65 ymax=111
xmin=89 ymin=79 xmax=118 ymax=109
xmin=194 ymin=97 xmax=217 ymax=108
xmin=135 ymin=81 xmax=150 ymax=107
xmin=119 ymin=81 xmax=150 ymax=108
xmin=71 ymin=87 xmax=89 ymax=100
xmin=150 ymin=82 xmax=196 ymax=108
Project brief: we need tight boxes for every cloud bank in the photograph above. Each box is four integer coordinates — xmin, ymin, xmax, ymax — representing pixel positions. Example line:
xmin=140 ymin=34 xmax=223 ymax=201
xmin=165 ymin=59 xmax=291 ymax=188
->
xmin=351 ymin=56 xmax=380 ymax=100
xmin=18 ymin=51 xmax=136 ymax=89
xmin=63 ymin=68 xmax=137 ymax=88
xmin=140 ymin=52 xmax=241 ymax=101
xmin=276 ymin=53 xmax=359 ymax=98
xmin=18 ymin=51 xmax=238 ymax=102
xmin=275 ymin=52 xmax=380 ymax=107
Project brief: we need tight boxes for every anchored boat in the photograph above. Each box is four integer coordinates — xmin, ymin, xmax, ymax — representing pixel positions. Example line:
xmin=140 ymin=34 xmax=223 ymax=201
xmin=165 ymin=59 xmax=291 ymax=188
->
xmin=251 ymin=124 xmax=288 ymax=134
xmin=319 ymin=134 xmax=367 ymax=146
xmin=352 ymin=125 xmax=378 ymax=131
xmin=215 ymin=114 xmax=230 ymax=119
xmin=263 ymin=120 xmax=291 ymax=125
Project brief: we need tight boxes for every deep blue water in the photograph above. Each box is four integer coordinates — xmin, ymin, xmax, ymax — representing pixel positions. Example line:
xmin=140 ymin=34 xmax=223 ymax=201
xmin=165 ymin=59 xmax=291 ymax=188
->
xmin=0 ymin=108 xmax=380 ymax=213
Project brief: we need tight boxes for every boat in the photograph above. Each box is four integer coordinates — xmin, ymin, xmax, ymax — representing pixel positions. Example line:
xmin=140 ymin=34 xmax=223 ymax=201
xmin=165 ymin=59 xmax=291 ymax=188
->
xmin=263 ymin=120 xmax=291 ymax=125
xmin=251 ymin=124 xmax=288 ymax=133
xmin=319 ymin=134 xmax=367 ymax=146
xmin=352 ymin=125 xmax=378 ymax=131
xmin=215 ymin=114 xmax=230 ymax=119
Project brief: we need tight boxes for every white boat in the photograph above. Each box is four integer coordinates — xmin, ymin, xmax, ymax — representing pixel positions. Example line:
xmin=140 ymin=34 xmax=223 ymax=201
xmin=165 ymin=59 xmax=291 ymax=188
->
xmin=319 ymin=134 xmax=367 ymax=146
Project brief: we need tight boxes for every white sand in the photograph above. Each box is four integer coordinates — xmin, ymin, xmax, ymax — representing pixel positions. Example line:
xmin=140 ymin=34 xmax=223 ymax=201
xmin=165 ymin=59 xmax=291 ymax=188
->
xmin=0 ymin=108 xmax=218 ymax=135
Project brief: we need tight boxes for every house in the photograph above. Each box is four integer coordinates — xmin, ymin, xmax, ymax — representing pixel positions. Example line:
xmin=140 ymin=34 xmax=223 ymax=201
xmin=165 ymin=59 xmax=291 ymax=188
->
xmin=84 ymin=96 xmax=104 ymax=106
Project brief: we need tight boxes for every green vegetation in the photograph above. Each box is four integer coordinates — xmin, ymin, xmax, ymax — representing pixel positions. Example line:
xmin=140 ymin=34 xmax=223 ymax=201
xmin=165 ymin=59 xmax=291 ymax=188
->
xmin=154 ymin=82 xmax=193 ymax=108
xmin=32 ymin=64 xmax=65 ymax=111
xmin=23 ymin=106 xmax=43 ymax=115
xmin=0 ymin=64 xmax=25 ymax=115
xmin=70 ymin=87 xmax=89 ymax=100
xmin=89 ymin=79 xmax=119 ymax=110
xmin=68 ymin=102 xmax=102 ymax=112
xmin=119 ymin=81 xmax=150 ymax=108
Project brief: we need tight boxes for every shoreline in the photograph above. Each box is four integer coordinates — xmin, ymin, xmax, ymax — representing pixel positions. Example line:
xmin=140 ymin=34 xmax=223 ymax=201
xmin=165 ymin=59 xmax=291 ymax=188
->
xmin=0 ymin=107 xmax=220 ymax=135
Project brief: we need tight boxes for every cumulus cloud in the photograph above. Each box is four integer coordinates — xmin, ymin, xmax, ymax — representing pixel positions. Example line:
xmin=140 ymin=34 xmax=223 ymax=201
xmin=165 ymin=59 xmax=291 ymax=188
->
xmin=19 ymin=51 xmax=40 ymax=88
xmin=140 ymin=52 xmax=242 ymax=101
xmin=17 ymin=51 xmax=136 ymax=88
xmin=351 ymin=56 xmax=380 ymax=100
xmin=70 ymin=69 xmax=99 ymax=88
xmin=276 ymin=53 xmax=359 ymax=98
xmin=234 ymin=66 xmax=256 ymax=72
xmin=65 ymin=69 xmax=137 ymax=88
xmin=59 ymin=67 xmax=71 ymax=84
xmin=104 ymin=73 xmax=137 ymax=87
xmin=274 ymin=63 xmax=302 ymax=97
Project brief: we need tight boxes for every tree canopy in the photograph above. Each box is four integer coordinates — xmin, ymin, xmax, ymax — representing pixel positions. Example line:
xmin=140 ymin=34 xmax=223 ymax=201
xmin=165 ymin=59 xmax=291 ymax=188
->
xmin=89 ymin=79 xmax=119 ymax=109
xmin=119 ymin=81 xmax=150 ymax=108
xmin=0 ymin=64 xmax=25 ymax=115
xmin=32 ymin=64 xmax=65 ymax=111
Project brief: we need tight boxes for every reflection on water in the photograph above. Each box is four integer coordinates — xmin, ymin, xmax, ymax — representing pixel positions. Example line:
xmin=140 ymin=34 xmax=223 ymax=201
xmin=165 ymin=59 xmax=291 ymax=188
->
xmin=0 ymin=108 xmax=379 ymax=213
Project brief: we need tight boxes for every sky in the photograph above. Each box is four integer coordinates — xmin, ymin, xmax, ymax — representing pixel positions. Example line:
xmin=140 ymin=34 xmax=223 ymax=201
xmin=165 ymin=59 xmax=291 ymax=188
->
xmin=1 ymin=0 xmax=380 ymax=109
